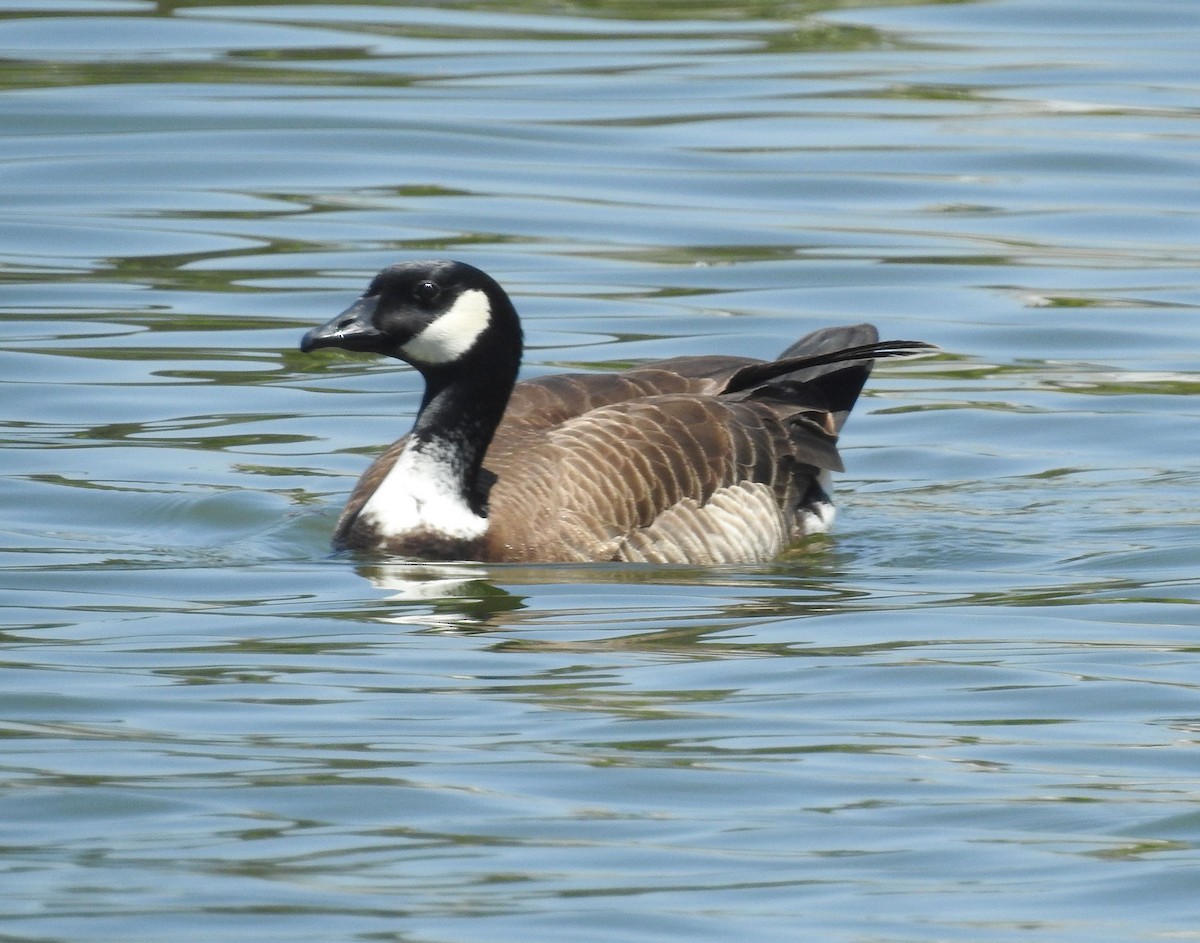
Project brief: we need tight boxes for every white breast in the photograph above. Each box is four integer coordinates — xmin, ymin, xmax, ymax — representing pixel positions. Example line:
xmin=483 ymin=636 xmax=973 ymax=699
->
xmin=357 ymin=440 xmax=488 ymax=543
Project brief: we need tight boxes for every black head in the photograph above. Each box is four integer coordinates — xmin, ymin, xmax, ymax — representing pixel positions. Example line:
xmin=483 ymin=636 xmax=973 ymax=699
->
xmin=300 ymin=260 xmax=522 ymax=373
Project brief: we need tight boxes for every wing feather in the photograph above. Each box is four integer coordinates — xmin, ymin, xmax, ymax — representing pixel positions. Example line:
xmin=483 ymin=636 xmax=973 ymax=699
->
xmin=483 ymin=394 xmax=817 ymax=563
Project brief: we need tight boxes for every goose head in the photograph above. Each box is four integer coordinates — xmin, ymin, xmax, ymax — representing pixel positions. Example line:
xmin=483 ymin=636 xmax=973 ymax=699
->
xmin=300 ymin=260 xmax=523 ymax=381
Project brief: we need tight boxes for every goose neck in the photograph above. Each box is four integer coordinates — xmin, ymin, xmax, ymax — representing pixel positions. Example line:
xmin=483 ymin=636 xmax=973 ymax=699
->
xmin=410 ymin=359 xmax=514 ymax=500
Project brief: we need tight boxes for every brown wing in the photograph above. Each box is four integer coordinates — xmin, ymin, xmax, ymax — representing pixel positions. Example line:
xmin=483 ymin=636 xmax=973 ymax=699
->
xmin=497 ymin=357 xmax=759 ymax=434
xmin=482 ymin=393 xmax=838 ymax=563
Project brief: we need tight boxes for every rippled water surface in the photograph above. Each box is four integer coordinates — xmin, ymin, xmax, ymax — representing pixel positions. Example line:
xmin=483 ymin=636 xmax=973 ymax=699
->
xmin=3 ymin=0 xmax=1199 ymax=940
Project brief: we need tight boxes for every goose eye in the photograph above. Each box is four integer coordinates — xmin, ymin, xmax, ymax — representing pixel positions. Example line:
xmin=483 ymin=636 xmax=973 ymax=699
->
xmin=414 ymin=280 xmax=440 ymax=304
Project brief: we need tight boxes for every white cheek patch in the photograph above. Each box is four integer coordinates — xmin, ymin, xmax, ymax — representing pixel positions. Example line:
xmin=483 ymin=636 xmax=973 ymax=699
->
xmin=400 ymin=288 xmax=492 ymax=365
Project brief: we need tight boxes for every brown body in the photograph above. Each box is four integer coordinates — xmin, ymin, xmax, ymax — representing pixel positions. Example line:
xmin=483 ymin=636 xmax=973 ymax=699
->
xmin=336 ymin=350 xmax=869 ymax=563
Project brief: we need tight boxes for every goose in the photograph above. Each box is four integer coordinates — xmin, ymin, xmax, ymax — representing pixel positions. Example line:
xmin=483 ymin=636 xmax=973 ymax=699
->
xmin=300 ymin=260 xmax=931 ymax=564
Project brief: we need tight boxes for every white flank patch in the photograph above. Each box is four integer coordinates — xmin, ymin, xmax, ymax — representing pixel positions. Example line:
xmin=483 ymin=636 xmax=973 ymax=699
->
xmin=617 ymin=481 xmax=789 ymax=565
xmin=797 ymin=469 xmax=837 ymax=535
xmin=400 ymin=288 xmax=492 ymax=365
xmin=358 ymin=441 xmax=488 ymax=542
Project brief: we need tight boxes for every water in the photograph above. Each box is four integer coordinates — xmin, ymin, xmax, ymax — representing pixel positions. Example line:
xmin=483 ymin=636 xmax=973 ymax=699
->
xmin=2 ymin=0 xmax=1199 ymax=940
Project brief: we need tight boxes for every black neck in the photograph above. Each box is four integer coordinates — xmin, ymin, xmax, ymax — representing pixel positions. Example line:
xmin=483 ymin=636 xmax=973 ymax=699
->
xmin=407 ymin=335 xmax=520 ymax=512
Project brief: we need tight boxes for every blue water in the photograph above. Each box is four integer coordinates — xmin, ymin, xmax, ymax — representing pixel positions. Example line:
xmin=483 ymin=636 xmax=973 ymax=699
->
xmin=2 ymin=0 xmax=1199 ymax=940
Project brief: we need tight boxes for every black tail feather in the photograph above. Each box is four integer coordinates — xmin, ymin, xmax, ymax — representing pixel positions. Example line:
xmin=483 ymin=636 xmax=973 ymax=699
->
xmin=724 ymin=339 xmax=936 ymax=395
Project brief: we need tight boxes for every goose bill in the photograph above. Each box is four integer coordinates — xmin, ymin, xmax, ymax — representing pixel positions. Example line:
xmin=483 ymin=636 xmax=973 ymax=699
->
xmin=300 ymin=296 xmax=384 ymax=353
